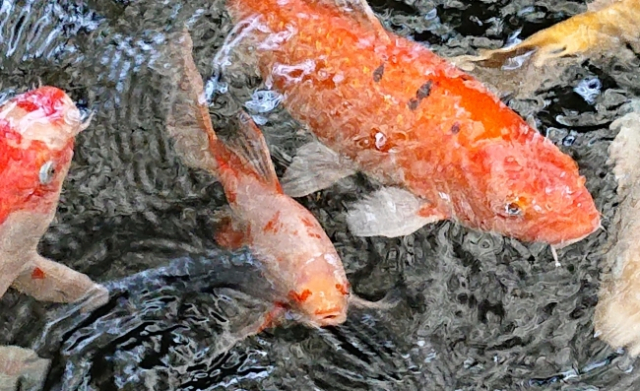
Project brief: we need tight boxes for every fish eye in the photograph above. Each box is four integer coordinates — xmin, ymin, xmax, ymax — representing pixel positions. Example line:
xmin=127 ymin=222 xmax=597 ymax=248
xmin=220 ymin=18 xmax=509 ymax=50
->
xmin=39 ymin=161 xmax=56 ymax=185
xmin=505 ymin=201 xmax=522 ymax=217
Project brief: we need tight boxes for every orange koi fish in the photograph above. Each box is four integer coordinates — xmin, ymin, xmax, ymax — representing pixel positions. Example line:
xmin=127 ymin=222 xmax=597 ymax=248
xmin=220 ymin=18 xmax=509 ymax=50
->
xmin=0 ymin=86 xmax=108 ymax=308
xmin=167 ymin=30 xmax=354 ymax=327
xmin=224 ymin=0 xmax=601 ymax=249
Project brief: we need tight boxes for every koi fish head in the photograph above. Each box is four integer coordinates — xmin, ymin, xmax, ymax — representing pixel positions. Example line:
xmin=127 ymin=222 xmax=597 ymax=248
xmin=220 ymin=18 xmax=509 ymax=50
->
xmin=0 ymin=86 xmax=89 ymax=226
xmin=468 ymin=136 xmax=600 ymax=246
xmin=288 ymin=257 xmax=350 ymax=327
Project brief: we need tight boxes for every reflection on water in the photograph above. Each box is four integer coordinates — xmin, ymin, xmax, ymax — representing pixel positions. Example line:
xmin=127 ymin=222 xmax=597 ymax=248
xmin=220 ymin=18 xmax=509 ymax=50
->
xmin=0 ymin=0 xmax=638 ymax=389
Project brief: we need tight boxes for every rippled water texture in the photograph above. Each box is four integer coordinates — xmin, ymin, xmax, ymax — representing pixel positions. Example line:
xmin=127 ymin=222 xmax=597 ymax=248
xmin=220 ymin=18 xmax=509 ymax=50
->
xmin=0 ymin=0 xmax=638 ymax=389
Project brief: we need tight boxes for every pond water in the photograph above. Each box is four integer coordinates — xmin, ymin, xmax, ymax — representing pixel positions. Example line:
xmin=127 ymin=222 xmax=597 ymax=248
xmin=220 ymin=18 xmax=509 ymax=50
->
xmin=0 ymin=0 xmax=638 ymax=390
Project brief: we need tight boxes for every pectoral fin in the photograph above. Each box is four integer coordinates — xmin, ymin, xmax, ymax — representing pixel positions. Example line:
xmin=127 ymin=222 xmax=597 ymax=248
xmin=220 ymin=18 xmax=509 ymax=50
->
xmin=11 ymin=254 xmax=109 ymax=311
xmin=345 ymin=187 xmax=447 ymax=238
xmin=214 ymin=207 xmax=250 ymax=250
xmin=281 ymin=140 xmax=357 ymax=197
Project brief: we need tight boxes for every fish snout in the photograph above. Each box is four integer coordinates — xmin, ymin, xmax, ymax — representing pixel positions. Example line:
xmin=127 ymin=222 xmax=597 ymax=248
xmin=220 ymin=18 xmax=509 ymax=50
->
xmin=536 ymin=200 xmax=600 ymax=247
xmin=314 ymin=306 xmax=347 ymax=326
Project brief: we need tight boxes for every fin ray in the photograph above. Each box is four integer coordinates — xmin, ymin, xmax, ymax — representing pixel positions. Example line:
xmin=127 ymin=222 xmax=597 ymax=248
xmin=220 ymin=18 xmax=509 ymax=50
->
xmin=167 ymin=28 xmax=280 ymax=191
xmin=166 ymin=27 xmax=218 ymax=173
xmin=345 ymin=187 xmax=446 ymax=238
xmin=222 ymin=112 xmax=282 ymax=191
xmin=281 ymin=140 xmax=357 ymax=197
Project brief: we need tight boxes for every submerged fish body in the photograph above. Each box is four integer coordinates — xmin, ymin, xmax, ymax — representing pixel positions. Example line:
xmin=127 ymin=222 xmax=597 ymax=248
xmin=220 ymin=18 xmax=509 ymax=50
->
xmin=0 ymin=86 xmax=107 ymax=307
xmin=167 ymin=30 xmax=350 ymax=327
xmin=211 ymin=114 xmax=351 ymax=327
xmin=595 ymin=108 xmax=640 ymax=357
xmin=226 ymin=0 xmax=601 ymax=246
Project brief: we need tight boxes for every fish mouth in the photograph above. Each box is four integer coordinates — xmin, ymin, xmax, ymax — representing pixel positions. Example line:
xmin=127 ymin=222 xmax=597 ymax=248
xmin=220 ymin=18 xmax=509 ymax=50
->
xmin=551 ymin=215 xmax=602 ymax=250
xmin=313 ymin=307 xmax=347 ymax=326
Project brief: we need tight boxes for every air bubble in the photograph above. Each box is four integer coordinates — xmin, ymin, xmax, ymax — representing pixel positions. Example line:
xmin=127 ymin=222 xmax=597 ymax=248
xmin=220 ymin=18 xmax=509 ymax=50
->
xmin=374 ymin=132 xmax=387 ymax=150
xmin=574 ymin=77 xmax=601 ymax=105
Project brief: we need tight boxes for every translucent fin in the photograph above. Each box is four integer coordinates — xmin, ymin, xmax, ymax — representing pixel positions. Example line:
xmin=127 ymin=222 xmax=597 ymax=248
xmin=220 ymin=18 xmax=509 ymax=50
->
xmin=588 ymin=0 xmax=620 ymax=12
xmin=349 ymin=287 xmax=402 ymax=310
xmin=214 ymin=206 xmax=249 ymax=250
xmin=281 ymin=140 xmax=357 ymax=197
xmin=222 ymin=112 xmax=282 ymax=192
xmin=11 ymin=254 xmax=109 ymax=311
xmin=166 ymin=27 xmax=218 ymax=173
xmin=168 ymin=28 xmax=281 ymax=192
xmin=345 ymin=187 xmax=447 ymax=238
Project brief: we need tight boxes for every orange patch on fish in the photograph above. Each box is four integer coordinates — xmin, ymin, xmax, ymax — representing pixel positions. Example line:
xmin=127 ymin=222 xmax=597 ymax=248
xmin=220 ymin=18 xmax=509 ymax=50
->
xmin=289 ymin=288 xmax=313 ymax=303
xmin=263 ymin=211 xmax=281 ymax=233
xmin=336 ymin=283 xmax=349 ymax=295
xmin=31 ymin=267 xmax=45 ymax=280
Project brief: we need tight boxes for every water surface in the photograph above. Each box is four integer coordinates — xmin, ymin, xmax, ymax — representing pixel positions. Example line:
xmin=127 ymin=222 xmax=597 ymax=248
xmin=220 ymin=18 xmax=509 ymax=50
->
xmin=0 ymin=0 xmax=637 ymax=389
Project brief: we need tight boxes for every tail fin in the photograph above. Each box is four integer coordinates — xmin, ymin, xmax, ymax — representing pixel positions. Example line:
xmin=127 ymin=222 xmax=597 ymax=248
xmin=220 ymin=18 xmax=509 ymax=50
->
xmin=219 ymin=111 xmax=283 ymax=192
xmin=168 ymin=27 xmax=282 ymax=193
xmin=166 ymin=27 xmax=218 ymax=173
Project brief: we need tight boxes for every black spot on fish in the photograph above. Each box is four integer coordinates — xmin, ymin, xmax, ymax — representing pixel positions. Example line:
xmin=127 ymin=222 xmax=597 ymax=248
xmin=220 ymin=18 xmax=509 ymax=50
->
xmin=407 ymin=80 xmax=433 ymax=110
xmin=450 ymin=122 xmax=461 ymax=134
xmin=373 ymin=64 xmax=384 ymax=82
xmin=416 ymin=80 xmax=433 ymax=100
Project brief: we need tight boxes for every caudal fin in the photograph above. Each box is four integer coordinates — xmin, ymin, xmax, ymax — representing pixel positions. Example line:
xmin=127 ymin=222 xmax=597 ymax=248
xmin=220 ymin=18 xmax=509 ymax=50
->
xmin=166 ymin=27 xmax=218 ymax=173
xmin=168 ymin=27 xmax=282 ymax=192
xmin=219 ymin=112 xmax=282 ymax=192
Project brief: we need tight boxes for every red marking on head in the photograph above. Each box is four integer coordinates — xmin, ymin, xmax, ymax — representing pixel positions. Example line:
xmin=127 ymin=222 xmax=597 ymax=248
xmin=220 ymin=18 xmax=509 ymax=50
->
xmin=263 ymin=211 xmax=281 ymax=233
xmin=0 ymin=118 xmax=75 ymax=224
xmin=335 ymin=283 xmax=350 ymax=295
xmin=31 ymin=267 xmax=46 ymax=280
xmin=288 ymin=289 xmax=312 ymax=303
xmin=14 ymin=87 xmax=68 ymax=123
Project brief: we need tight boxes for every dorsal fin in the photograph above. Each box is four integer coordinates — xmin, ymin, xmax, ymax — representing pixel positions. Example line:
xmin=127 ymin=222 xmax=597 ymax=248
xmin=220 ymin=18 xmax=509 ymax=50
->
xmin=318 ymin=0 xmax=391 ymax=44
xmin=221 ymin=111 xmax=283 ymax=193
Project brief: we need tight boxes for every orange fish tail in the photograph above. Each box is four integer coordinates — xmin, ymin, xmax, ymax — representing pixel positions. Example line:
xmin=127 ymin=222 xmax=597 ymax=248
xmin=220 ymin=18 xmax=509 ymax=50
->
xmin=211 ymin=111 xmax=284 ymax=194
